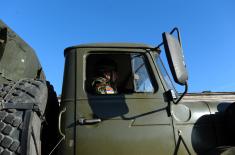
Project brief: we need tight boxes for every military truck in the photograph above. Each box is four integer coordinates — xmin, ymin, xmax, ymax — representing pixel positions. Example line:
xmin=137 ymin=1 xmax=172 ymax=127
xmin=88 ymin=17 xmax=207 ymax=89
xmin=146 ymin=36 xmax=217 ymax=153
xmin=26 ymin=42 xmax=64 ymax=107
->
xmin=1 ymin=20 xmax=235 ymax=155
xmin=57 ymin=28 xmax=235 ymax=155
xmin=0 ymin=20 xmax=59 ymax=155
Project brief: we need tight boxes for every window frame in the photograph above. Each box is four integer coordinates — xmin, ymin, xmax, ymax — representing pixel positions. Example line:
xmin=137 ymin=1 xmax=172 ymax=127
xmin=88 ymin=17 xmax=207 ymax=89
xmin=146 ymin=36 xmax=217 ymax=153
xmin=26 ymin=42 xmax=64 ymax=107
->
xmin=83 ymin=50 xmax=159 ymax=97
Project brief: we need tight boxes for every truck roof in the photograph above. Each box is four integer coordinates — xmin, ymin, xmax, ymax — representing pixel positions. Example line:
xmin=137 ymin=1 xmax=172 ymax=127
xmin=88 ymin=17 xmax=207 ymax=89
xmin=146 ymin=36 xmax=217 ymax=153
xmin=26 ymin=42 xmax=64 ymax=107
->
xmin=64 ymin=43 xmax=155 ymax=55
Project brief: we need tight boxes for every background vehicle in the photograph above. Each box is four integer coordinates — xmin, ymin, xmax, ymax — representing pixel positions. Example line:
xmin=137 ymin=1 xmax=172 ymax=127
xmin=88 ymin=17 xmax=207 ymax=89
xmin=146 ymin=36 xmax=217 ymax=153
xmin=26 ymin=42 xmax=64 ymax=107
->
xmin=57 ymin=28 xmax=235 ymax=155
xmin=0 ymin=20 xmax=59 ymax=155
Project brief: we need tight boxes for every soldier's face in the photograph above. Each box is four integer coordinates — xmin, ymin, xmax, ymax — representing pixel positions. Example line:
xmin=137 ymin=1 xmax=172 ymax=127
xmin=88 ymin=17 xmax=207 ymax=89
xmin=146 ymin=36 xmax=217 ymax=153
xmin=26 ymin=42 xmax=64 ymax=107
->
xmin=104 ymin=71 xmax=111 ymax=80
xmin=104 ymin=70 xmax=117 ymax=82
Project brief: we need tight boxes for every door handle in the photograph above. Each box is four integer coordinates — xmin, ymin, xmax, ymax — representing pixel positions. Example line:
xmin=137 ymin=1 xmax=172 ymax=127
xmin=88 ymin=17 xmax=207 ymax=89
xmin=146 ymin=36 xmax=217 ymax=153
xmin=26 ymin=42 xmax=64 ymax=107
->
xmin=49 ymin=107 xmax=66 ymax=155
xmin=78 ymin=118 xmax=101 ymax=125
xmin=58 ymin=107 xmax=66 ymax=138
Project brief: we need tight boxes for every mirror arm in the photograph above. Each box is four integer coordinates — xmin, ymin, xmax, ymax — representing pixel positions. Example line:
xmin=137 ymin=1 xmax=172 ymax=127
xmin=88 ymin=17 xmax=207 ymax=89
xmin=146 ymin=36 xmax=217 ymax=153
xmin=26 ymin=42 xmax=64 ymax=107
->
xmin=173 ymin=81 xmax=188 ymax=104
xmin=170 ymin=27 xmax=182 ymax=47
xmin=156 ymin=27 xmax=182 ymax=49
xmin=156 ymin=42 xmax=163 ymax=49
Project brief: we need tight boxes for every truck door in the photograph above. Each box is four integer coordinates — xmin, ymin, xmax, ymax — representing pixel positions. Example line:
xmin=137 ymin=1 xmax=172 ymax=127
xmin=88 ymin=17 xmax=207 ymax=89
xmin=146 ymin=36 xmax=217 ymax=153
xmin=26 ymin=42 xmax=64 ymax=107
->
xmin=74 ymin=51 xmax=175 ymax=155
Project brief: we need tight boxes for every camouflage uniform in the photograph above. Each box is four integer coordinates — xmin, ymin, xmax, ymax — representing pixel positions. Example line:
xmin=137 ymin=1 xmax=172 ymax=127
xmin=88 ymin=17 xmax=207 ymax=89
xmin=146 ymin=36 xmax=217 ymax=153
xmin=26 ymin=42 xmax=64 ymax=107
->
xmin=92 ymin=77 xmax=117 ymax=94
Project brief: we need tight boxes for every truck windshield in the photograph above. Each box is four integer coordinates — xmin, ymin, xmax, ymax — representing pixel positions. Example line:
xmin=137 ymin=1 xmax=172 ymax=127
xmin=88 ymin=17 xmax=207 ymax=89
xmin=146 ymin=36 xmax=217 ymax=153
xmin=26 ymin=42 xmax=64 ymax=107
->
xmin=154 ymin=54 xmax=177 ymax=93
xmin=131 ymin=54 xmax=154 ymax=93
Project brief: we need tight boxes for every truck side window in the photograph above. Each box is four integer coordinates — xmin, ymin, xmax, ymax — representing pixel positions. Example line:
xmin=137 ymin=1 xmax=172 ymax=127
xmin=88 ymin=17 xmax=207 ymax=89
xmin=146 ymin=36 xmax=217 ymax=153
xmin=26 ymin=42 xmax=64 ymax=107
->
xmin=131 ymin=54 xmax=154 ymax=93
xmin=85 ymin=53 xmax=155 ymax=94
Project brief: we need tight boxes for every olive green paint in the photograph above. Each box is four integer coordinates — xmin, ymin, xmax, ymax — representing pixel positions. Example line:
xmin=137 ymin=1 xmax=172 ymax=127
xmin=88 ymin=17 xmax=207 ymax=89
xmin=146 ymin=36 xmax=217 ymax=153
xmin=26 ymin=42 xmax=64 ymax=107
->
xmin=0 ymin=20 xmax=45 ymax=84
xmin=1 ymin=20 xmax=233 ymax=155
xmin=59 ymin=43 xmax=235 ymax=155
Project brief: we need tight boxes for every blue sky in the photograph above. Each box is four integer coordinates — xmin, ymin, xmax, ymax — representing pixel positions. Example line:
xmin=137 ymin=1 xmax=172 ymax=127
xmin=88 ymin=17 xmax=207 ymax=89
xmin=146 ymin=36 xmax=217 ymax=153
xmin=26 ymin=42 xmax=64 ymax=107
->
xmin=1 ymin=0 xmax=235 ymax=94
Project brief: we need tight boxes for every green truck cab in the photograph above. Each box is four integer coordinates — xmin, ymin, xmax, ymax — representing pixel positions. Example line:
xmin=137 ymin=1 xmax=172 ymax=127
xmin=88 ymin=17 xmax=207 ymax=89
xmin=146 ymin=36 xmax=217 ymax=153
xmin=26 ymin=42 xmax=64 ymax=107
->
xmin=58 ymin=29 xmax=235 ymax=155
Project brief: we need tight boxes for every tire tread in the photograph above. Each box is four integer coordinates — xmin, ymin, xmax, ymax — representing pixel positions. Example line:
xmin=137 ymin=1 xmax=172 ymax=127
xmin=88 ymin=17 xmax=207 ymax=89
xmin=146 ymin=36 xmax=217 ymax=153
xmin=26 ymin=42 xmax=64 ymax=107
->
xmin=0 ymin=79 xmax=49 ymax=154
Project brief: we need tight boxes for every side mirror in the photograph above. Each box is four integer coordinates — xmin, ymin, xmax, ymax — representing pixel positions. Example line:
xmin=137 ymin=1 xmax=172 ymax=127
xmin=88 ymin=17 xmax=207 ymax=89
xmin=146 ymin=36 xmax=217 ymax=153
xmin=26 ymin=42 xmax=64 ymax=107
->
xmin=162 ymin=28 xmax=188 ymax=85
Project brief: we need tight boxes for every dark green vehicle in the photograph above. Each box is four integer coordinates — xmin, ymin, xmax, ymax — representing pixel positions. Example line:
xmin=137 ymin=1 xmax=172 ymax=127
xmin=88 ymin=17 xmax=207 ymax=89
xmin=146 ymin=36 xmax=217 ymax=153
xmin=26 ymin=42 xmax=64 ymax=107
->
xmin=1 ymin=20 xmax=235 ymax=155
xmin=0 ymin=20 xmax=58 ymax=155
xmin=57 ymin=28 xmax=235 ymax=155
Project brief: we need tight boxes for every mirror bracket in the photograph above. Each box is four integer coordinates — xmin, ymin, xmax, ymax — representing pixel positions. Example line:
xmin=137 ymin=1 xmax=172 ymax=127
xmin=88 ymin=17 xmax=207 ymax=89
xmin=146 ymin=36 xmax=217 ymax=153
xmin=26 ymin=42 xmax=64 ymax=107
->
xmin=169 ymin=27 xmax=182 ymax=47
xmin=165 ymin=89 xmax=178 ymax=102
xmin=173 ymin=82 xmax=188 ymax=104
xmin=156 ymin=27 xmax=182 ymax=49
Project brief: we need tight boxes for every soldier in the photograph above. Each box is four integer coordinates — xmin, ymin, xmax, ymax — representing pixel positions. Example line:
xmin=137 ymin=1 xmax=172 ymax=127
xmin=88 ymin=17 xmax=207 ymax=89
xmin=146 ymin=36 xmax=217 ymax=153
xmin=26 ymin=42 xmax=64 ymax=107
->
xmin=92 ymin=59 xmax=118 ymax=94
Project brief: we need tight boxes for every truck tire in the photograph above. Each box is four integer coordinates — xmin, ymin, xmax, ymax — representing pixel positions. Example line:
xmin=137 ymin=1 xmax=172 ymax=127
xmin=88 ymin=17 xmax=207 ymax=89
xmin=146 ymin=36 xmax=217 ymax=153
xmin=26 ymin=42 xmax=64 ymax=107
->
xmin=0 ymin=79 xmax=48 ymax=155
